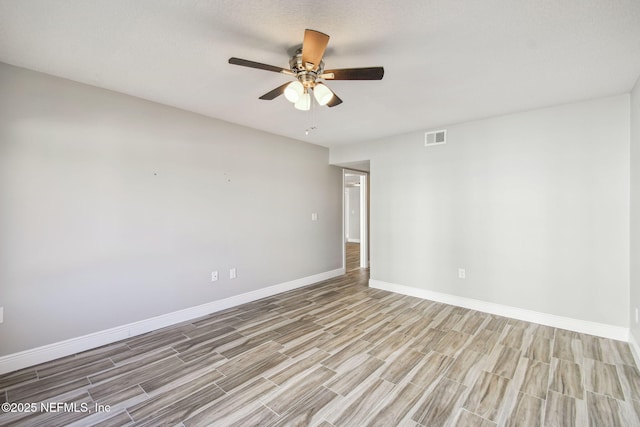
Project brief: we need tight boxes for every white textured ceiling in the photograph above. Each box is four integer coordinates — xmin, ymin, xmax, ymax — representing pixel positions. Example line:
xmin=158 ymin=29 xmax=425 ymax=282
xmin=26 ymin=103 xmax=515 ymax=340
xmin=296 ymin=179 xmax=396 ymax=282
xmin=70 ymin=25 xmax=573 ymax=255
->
xmin=1 ymin=1 xmax=639 ymax=147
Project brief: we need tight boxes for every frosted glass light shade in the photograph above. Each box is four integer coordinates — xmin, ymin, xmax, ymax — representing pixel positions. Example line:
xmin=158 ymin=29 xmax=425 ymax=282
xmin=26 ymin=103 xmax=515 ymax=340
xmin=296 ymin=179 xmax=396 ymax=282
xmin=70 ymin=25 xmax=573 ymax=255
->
xmin=313 ymin=83 xmax=334 ymax=106
xmin=284 ymin=81 xmax=304 ymax=103
xmin=294 ymin=92 xmax=311 ymax=111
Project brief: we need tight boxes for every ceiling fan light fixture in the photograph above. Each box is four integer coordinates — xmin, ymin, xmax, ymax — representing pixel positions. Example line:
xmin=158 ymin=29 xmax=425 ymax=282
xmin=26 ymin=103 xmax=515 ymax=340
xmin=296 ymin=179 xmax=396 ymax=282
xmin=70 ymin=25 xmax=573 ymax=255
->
xmin=284 ymin=81 xmax=304 ymax=103
xmin=313 ymin=83 xmax=334 ymax=106
xmin=294 ymin=92 xmax=311 ymax=111
xmin=229 ymin=29 xmax=384 ymax=110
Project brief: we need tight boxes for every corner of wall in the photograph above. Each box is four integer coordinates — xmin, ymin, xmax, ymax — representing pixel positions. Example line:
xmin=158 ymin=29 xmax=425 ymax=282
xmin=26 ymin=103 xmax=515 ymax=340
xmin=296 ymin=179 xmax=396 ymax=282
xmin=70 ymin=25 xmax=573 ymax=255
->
xmin=629 ymin=73 xmax=640 ymax=351
xmin=630 ymin=74 xmax=640 ymax=349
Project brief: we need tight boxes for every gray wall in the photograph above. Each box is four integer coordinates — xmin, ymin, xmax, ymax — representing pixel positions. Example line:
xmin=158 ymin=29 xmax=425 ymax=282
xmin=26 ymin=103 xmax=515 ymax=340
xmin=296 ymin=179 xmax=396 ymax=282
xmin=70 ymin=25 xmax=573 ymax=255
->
xmin=331 ymin=95 xmax=630 ymax=327
xmin=631 ymin=76 xmax=640 ymax=343
xmin=0 ymin=63 xmax=343 ymax=356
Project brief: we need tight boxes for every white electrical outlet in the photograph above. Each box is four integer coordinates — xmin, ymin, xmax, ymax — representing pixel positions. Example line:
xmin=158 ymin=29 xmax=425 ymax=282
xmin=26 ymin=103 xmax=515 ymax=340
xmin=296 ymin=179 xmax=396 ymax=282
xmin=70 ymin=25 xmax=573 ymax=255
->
xmin=311 ymin=213 xmax=318 ymax=221
xmin=211 ymin=271 xmax=218 ymax=282
xmin=458 ymin=268 xmax=466 ymax=279
xmin=230 ymin=268 xmax=237 ymax=279
xmin=0 ymin=306 xmax=4 ymax=324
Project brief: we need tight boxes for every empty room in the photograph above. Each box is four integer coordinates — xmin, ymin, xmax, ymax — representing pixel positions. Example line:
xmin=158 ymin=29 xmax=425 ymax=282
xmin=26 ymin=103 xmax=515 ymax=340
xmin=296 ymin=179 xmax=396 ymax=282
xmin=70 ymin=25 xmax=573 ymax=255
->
xmin=1 ymin=1 xmax=640 ymax=426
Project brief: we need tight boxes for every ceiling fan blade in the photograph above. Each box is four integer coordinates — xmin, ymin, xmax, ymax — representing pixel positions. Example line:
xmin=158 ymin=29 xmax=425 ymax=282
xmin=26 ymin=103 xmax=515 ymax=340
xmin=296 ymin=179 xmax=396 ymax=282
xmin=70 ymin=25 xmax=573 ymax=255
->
xmin=302 ymin=29 xmax=330 ymax=71
xmin=321 ymin=67 xmax=384 ymax=80
xmin=228 ymin=57 xmax=291 ymax=74
xmin=259 ymin=82 xmax=290 ymax=100
xmin=327 ymin=92 xmax=343 ymax=107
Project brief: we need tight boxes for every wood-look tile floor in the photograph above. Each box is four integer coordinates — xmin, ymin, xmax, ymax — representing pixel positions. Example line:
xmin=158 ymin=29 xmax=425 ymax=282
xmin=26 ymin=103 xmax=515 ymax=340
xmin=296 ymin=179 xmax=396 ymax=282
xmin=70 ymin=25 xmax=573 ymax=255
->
xmin=1 ymin=267 xmax=639 ymax=426
xmin=345 ymin=242 xmax=360 ymax=272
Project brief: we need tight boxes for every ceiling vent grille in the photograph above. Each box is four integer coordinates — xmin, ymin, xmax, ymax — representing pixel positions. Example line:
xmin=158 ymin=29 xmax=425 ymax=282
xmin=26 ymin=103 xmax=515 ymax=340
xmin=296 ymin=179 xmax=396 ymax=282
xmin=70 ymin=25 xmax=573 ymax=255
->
xmin=425 ymin=129 xmax=447 ymax=146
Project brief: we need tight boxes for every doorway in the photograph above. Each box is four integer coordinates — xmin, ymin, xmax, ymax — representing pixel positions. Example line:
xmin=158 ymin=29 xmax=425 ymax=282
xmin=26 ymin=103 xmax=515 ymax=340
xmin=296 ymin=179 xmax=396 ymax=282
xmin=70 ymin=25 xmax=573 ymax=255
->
xmin=343 ymin=170 xmax=368 ymax=272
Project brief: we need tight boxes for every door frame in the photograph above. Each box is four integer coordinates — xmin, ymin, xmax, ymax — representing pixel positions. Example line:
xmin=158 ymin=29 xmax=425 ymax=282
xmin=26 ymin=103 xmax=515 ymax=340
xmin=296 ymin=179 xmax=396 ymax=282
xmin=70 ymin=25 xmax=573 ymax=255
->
xmin=343 ymin=169 xmax=369 ymax=269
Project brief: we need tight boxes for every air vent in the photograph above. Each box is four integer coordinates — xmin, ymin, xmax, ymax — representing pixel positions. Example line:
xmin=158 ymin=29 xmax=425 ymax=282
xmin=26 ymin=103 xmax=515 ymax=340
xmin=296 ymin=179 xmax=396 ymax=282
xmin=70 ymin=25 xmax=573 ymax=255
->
xmin=425 ymin=129 xmax=447 ymax=146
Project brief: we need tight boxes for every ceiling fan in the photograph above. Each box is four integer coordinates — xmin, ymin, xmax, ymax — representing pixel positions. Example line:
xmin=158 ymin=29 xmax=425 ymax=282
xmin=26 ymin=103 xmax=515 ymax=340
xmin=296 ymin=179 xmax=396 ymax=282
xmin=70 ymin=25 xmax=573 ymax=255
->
xmin=228 ymin=29 xmax=384 ymax=111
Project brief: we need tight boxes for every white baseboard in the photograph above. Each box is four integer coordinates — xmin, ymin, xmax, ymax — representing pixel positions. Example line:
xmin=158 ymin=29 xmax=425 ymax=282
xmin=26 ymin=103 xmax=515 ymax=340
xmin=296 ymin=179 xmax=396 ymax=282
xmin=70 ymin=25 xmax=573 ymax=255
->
xmin=629 ymin=331 xmax=640 ymax=368
xmin=0 ymin=268 xmax=345 ymax=375
xmin=369 ymin=279 xmax=629 ymax=342
xmin=347 ymin=238 xmax=361 ymax=243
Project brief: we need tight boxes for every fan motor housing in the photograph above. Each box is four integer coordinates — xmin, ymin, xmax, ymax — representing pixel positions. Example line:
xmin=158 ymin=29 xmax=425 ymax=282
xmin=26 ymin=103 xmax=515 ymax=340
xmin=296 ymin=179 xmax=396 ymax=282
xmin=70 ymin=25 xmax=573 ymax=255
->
xmin=290 ymin=50 xmax=324 ymax=88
